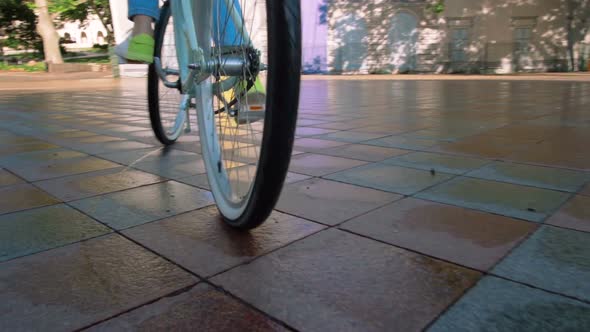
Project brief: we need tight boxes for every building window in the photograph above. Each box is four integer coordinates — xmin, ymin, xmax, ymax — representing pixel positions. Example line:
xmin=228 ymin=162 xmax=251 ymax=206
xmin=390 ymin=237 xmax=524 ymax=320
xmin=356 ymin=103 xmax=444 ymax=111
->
xmin=451 ymin=28 xmax=468 ymax=62
xmin=97 ymin=31 xmax=105 ymax=44
xmin=81 ymin=31 xmax=88 ymax=44
xmin=514 ymin=27 xmax=531 ymax=54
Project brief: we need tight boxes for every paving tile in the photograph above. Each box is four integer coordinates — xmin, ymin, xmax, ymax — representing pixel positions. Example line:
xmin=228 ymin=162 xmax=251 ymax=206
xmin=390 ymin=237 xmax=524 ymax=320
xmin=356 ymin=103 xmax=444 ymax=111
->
xmin=293 ymin=138 xmax=349 ymax=152
xmin=326 ymin=163 xmax=454 ymax=195
xmin=384 ymin=151 xmax=490 ymax=175
xmin=124 ymin=206 xmax=324 ymax=276
xmin=493 ymin=226 xmax=590 ymax=302
xmin=429 ymin=276 xmax=590 ymax=332
xmin=89 ymin=283 xmax=287 ymax=332
xmin=0 ymin=149 xmax=87 ymax=168
xmin=7 ymin=156 xmax=121 ymax=182
xmin=466 ymin=161 xmax=590 ymax=192
xmin=0 ymin=142 xmax=59 ymax=157
xmin=363 ymin=135 xmax=438 ymax=150
xmin=179 ymin=170 xmax=310 ymax=190
xmin=0 ymin=184 xmax=60 ymax=215
xmin=212 ymin=229 xmax=481 ymax=332
xmin=0 ymin=234 xmax=197 ymax=331
xmin=317 ymin=144 xmax=409 ymax=162
xmin=288 ymin=153 xmax=367 ymax=176
xmin=507 ymin=141 xmax=590 ymax=171
xmin=295 ymin=127 xmax=338 ymax=137
xmin=97 ymin=147 xmax=194 ymax=165
xmin=70 ymin=140 xmax=155 ymax=155
xmin=34 ymin=167 xmax=165 ymax=201
xmin=276 ymin=178 xmax=401 ymax=225
xmin=433 ymin=135 xmax=536 ymax=159
xmin=0 ymin=204 xmax=111 ymax=262
xmin=416 ymin=177 xmax=571 ymax=222
xmin=70 ymin=181 xmax=214 ymax=230
xmin=0 ymin=168 xmax=24 ymax=187
xmin=130 ymin=155 xmax=207 ymax=179
xmin=342 ymin=198 xmax=537 ymax=270
xmin=314 ymin=130 xmax=387 ymax=143
xmin=546 ymin=195 xmax=590 ymax=232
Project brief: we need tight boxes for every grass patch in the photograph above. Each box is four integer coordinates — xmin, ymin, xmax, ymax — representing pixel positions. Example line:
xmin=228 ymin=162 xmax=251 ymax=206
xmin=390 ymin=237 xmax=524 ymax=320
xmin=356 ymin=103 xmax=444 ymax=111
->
xmin=0 ymin=62 xmax=46 ymax=72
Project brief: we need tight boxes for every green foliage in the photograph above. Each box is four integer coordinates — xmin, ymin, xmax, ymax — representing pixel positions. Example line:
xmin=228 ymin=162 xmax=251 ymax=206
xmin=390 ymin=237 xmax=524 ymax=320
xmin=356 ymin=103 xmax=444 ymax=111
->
xmin=0 ymin=0 xmax=113 ymax=54
xmin=428 ymin=1 xmax=445 ymax=14
xmin=0 ymin=0 xmax=43 ymax=53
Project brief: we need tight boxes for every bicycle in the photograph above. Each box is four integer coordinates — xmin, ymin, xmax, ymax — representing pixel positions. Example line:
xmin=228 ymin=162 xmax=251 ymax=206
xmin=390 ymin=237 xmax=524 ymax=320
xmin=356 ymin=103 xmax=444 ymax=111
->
xmin=147 ymin=0 xmax=301 ymax=229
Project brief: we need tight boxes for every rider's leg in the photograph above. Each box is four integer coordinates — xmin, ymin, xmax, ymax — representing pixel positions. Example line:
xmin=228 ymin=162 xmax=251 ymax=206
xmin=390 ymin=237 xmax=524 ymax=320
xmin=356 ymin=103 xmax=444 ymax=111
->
xmin=213 ymin=0 xmax=266 ymax=107
xmin=115 ymin=0 xmax=158 ymax=63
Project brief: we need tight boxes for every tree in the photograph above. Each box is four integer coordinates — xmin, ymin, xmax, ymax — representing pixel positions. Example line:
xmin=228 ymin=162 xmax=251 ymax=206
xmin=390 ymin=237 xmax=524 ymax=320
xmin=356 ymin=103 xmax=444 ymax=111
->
xmin=34 ymin=0 xmax=63 ymax=63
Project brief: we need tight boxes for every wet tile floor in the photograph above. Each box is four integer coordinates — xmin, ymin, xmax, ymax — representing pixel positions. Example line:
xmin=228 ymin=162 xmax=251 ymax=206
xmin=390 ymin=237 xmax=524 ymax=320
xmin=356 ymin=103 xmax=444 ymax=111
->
xmin=0 ymin=78 xmax=589 ymax=331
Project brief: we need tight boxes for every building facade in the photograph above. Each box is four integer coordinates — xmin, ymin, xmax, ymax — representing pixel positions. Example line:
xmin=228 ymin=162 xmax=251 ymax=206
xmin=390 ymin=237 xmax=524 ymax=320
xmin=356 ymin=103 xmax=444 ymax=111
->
xmin=57 ymin=15 xmax=109 ymax=50
xmin=325 ymin=0 xmax=590 ymax=74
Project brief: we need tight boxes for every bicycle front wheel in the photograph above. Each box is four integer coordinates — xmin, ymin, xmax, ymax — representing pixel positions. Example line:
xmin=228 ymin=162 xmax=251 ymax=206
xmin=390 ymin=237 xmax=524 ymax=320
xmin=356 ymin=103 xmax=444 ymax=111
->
xmin=194 ymin=0 xmax=301 ymax=229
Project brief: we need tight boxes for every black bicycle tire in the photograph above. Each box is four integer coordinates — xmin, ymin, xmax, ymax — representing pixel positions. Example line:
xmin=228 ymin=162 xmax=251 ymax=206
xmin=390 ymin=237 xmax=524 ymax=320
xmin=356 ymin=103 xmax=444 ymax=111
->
xmin=148 ymin=1 xmax=176 ymax=146
xmin=219 ymin=0 xmax=301 ymax=229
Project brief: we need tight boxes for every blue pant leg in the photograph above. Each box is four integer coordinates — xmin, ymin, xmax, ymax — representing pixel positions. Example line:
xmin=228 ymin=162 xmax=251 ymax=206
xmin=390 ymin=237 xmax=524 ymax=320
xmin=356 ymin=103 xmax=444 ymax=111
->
xmin=128 ymin=0 xmax=159 ymax=22
xmin=213 ymin=0 xmax=243 ymax=46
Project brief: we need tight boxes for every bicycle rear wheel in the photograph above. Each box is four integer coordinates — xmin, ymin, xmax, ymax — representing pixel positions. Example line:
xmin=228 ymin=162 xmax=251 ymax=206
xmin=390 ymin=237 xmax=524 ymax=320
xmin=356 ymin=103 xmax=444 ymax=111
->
xmin=148 ymin=1 xmax=186 ymax=145
xmin=194 ymin=0 xmax=301 ymax=229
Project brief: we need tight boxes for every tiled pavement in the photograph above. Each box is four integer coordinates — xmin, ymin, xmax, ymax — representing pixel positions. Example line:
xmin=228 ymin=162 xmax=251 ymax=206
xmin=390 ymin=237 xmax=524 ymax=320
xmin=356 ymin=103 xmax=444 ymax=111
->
xmin=1 ymin=77 xmax=590 ymax=331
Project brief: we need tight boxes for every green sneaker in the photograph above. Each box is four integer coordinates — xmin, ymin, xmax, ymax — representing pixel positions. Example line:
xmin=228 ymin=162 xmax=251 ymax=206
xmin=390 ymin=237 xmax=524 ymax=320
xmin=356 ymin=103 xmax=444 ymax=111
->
xmin=115 ymin=34 xmax=155 ymax=64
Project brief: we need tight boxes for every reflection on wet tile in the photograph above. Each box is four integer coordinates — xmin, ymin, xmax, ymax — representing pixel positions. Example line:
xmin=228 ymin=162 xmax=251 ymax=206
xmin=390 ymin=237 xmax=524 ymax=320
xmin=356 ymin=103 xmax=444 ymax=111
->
xmin=363 ymin=135 xmax=438 ymax=150
xmin=35 ymin=167 xmax=164 ymax=201
xmin=89 ymin=283 xmax=288 ymax=332
xmin=0 ymin=184 xmax=60 ymax=215
xmin=289 ymin=153 xmax=367 ymax=176
xmin=467 ymin=162 xmax=590 ymax=192
xmin=124 ymin=206 xmax=324 ymax=276
xmin=276 ymin=178 xmax=401 ymax=225
xmin=493 ymin=226 xmax=590 ymax=302
xmin=384 ymin=152 xmax=489 ymax=175
xmin=342 ymin=198 xmax=537 ymax=270
xmin=546 ymin=195 xmax=590 ymax=232
xmin=417 ymin=177 xmax=571 ymax=222
xmin=0 ymin=234 xmax=197 ymax=331
xmin=70 ymin=181 xmax=214 ymax=230
xmin=326 ymin=163 xmax=454 ymax=195
xmin=430 ymin=276 xmax=590 ymax=332
xmin=8 ymin=156 xmax=120 ymax=182
xmin=314 ymin=130 xmax=388 ymax=143
xmin=213 ymin=229 xmax=481 ymax=331
xmin=0 ymin=168 xmax=24 ymax=188
xmin=317 ymin=144 xmax=409 ymax=162
xmin=0 ymin=204 xmax=111 ymax=262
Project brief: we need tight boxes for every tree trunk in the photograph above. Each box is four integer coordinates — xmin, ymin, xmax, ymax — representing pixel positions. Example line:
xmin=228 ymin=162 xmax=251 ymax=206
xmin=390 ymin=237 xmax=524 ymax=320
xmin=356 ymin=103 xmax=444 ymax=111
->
xmin=35 ymin=0 xmax=63 ymax=64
